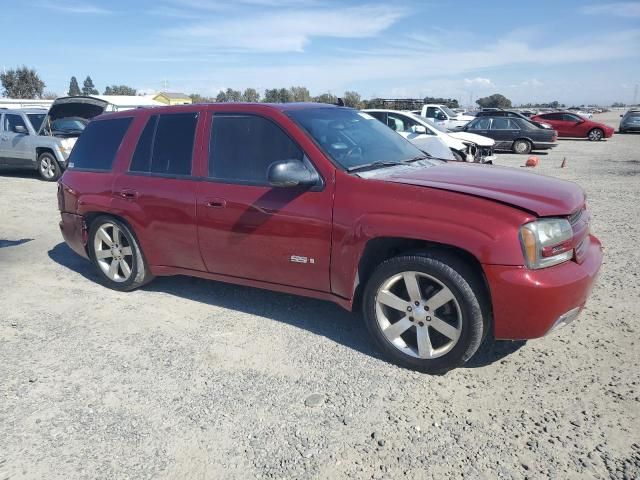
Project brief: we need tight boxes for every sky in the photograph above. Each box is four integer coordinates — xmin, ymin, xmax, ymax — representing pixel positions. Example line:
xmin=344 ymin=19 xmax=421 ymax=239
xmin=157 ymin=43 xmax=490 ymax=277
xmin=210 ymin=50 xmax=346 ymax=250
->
xmin=1 ymin=0 xmax=639 ymax=106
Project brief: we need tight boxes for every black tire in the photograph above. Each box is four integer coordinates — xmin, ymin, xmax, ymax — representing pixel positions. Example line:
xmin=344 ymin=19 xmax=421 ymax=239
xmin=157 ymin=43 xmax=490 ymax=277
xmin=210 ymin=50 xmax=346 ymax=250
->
xmin=362 ymin=252 xmax=486 ymax=374
xmin=588 ymin=128 xmax=604 ymax=141
xmin=37 ymin=152 xmax=62 ymax=181
xmin=452 ymin=150 xmax=464 ymax=162
xmin=88 ymin=215 xmax=153 ymax=291
xmin=512 ymin=139 xmax=532 ymax=154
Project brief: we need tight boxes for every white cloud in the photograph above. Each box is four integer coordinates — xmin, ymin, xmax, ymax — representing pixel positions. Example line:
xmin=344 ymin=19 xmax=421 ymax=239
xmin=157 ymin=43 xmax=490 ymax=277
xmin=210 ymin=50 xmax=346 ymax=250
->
xmin=163 ymin=4 xmax=406 ymax=52
xmin=464 ymin=77 xmax=493 ymax=87
xmin=39 ymin=1 xmax=112 ymax=14
xmin=581 ymin=2 xmax=640 ymax=17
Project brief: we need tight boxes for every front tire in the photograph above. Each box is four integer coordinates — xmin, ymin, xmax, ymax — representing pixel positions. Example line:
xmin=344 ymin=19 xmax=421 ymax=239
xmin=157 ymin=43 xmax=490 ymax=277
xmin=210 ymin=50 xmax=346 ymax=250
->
xmin=37 ymin=152 xmax=61 ymax=181
xmin=363 ymin=253 xmax=485 ymax=373
xmin=88 ymin=216 xmax=153 ymax=291
xmin=588 ymin=128 xmax=604 ymax=141
xmin=512 ymin=139 xmax=532 ymax=154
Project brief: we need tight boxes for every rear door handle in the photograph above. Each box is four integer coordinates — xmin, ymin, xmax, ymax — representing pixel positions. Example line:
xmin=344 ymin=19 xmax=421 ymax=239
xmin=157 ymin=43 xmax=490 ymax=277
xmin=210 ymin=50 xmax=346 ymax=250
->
xmin=205 ymin=198 xmax=226 ymax=208
xmin=118 ymin=189 xmax=138 ymax=200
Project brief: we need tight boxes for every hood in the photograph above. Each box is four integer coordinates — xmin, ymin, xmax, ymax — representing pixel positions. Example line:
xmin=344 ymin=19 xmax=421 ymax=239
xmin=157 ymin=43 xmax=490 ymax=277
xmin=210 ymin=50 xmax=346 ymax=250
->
xmin=398 ymin=132 xmax=455 ymax=160
xmin=368 ymin=162 xmax=584 ymax=216
xmin=448 ymin=131 xmax=495 ymax=147
xmin=46 ymin=96 xmax=109 ymax=122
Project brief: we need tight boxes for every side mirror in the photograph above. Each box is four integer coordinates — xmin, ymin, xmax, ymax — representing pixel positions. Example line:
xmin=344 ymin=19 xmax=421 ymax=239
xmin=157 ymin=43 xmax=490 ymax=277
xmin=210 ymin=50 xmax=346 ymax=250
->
xmin=14 ymin=125 xmax=28 ymax=134
xmin=412 ymin=125 xmax=427 ymax=134
xmin=268 ymin=159 xmax=319 ymax=188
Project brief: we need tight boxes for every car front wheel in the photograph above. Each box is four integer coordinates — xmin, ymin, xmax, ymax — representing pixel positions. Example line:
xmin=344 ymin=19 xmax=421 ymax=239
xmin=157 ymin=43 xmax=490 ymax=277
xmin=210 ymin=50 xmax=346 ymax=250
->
xmin=363 ymin=253 xmax=485 ymax=373
xmin=588 ymin=128 xmax=604 ymax=141
xmin=37 ymin=152 xmax=61 ymax=181
xmin=512 ymin=139 xmax=532 ymax=154
xmin=88 ymin=216 xmax=153 ymax=291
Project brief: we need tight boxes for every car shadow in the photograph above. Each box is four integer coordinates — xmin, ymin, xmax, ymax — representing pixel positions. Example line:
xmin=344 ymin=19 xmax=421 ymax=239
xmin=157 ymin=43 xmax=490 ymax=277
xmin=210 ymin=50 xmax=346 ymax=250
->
xmin=0 ymin=170 xmax=41 ymax=180
xmin=0 ymin=238 xmax=34 ymax=248
xmin=48 ymin=242 xmax=523 ymax=371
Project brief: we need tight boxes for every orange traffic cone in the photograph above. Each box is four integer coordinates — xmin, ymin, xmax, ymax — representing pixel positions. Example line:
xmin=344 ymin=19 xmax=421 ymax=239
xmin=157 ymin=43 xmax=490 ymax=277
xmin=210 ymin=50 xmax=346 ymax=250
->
xmin=525 ymin=156 xmax=539 ymax=167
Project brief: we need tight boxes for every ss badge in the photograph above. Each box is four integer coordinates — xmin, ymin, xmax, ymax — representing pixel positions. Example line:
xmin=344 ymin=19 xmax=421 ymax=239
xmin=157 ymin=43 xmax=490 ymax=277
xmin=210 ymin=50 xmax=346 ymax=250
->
xmin=290 ymin=255 xmax=315 ymax=264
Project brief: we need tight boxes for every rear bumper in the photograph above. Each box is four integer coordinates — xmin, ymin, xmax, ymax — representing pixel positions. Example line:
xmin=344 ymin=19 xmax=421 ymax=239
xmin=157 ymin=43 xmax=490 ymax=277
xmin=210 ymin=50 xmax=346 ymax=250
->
xmin=59 ymin=212 xmax=89 ymax=259
xmin=484 ymin=234 xmax=603 ymax=339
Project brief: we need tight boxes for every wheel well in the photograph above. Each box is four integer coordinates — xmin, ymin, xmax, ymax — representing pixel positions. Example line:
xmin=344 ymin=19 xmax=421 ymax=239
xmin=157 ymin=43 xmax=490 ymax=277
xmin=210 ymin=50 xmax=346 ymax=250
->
xmin=353 ymin=237 xmax=492 ymax=329
xmin=36 ymin=147 xmax=55 ymax=159
xmin=83 ymin=212 xmax=139 ymax=256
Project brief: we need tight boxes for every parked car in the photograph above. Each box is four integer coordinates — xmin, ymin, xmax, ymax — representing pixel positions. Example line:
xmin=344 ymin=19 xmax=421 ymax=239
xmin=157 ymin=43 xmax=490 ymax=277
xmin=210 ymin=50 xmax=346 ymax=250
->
xmin=58 ymin=103 xmax=602 ymax=373
xmin=0 ymin=97 xmax=109 ymax=181
xmin=461 ymin=116 xmax=557 ymax=153
xmin=364 ymin=109 xmax=496 ymax=163
xmin=531 ymin=112 xmax=614 ymax=141
xmin=474 ymin=109 xmax=553 ymax=129
xmin=618 ymin=110 xmax=640 ymax=133
xmin=420 ymin=104 xmax=475 ymax=129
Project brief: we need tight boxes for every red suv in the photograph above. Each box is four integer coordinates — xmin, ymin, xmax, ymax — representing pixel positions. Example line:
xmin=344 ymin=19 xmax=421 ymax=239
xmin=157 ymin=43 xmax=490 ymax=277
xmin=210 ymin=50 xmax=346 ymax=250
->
xmin=531 ymin=111 xmax=614 ymax=141
xmin=58 ymin=104 xmax=602 ymax=373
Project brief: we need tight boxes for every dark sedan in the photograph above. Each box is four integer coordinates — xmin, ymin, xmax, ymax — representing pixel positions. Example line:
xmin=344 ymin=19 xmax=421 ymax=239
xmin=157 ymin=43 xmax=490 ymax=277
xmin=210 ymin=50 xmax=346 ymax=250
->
xmin=619 ymin=110 xmax=640 ymax=133
xmin=461 ymin=117 xmax=557 ymax=154
xmin=474 ymin=109 xmax=552 ymax=129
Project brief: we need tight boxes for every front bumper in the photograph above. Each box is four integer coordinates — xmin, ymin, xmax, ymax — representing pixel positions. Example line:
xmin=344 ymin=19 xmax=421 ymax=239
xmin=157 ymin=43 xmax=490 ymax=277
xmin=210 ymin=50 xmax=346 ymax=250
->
xmin=59 ymin=212 xmax=89 ymax=259
xmin=484 ymin=234 xmax=603 ymax=339
xmin=621 ymin=124 xmax=640 ymax=132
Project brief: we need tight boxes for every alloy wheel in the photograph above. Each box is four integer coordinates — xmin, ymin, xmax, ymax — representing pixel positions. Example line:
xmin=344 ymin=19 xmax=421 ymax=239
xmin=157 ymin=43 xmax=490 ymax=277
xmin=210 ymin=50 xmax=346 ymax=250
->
xmin=589 ymin=129 xmax=603 ymax=141
xmin=93 ymin=222 xmax=134 ymax=282
xmin=39 ymin=156 xmax=57 ymax=179
xmin=375 ymin=271 xmax=462 ymax=359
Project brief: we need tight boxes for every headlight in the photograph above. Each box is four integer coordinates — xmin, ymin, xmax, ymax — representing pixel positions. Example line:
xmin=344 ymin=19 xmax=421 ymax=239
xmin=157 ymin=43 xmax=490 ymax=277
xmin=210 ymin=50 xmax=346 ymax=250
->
xmin=519 ymin=218 xmax=573 ymax=269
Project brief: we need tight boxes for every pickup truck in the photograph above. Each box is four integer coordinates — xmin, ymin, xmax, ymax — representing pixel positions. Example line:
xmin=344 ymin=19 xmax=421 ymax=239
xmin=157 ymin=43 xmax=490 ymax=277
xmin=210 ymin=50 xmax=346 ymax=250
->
xmin=420 ymin=104 xmax=475 ymax=130
xmin=0 ymin=97 xmax=110 ymax=180
xmin=58 ymin=102 xmax=602 ymax=373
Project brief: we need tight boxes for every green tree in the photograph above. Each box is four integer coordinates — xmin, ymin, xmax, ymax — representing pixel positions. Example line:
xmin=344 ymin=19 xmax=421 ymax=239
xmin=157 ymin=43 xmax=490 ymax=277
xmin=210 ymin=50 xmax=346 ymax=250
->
xmin=0 ymin=66 xmax=46 ymax=98
xmin=215 ymin=90 xmax=228 ymax=102
xmin=242 ymin=88 xmax=260 ymax=102
xmin=189 ymin=93 xmax=214 ymax=103
xmin=263 ymin=88 xmax=280 ymax=103
xmin=225 ymin=88 xmax=242 ymax=102
xmin=43 ymin=91 xmax=59 ymax=100
xmin=277 ymin=88 xmax=292 ymax=103
xmin=476 ymin=93 xmax=512 ymax=109
xmin=314 ymin=92 xmax=337 ymax=104
xmin=68 ymin=76 xmax=81 ymax=96
xmin=104 ymin=85 xmax=137 ymax=95
xmin=342 ymin=91 xmax=362 ymax=109
xmin=289 ymin=86 xmax=311 ymax=102
xmin=82 ymin=76 xmax=99 ymax=95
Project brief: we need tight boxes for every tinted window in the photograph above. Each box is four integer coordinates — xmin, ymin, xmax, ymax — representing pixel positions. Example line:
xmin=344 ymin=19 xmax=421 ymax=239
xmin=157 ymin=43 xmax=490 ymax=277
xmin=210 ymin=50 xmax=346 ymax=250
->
xmin=562 ymin=113 xmax=581 ymax=122
xmin=544 ymin=113 xmax=563 ymax=121
xmin=468 ymin=117 xmax=491 ymax=129
xmin=209 ymin=114 xmax=303 ymax=184
xmin=4 ymin=114 xmax=27 ymax=133
xmin=68 ymin=117 xmax=132 ymax=170
xmin=130 ymin=113 xmax=197 ymax=176
xmin=367 ymin=111 xmax=386 ymax=122
xmin=491 ymin=118 xmax=511 ymax=130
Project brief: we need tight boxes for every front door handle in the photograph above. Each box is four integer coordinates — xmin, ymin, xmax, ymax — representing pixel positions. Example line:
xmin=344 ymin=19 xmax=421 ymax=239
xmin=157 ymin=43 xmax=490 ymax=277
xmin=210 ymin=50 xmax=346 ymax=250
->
xmin=205 ymin=198 xmax=226 ymax=208
xmin=118 ymin=189 xmax=138 ymax=200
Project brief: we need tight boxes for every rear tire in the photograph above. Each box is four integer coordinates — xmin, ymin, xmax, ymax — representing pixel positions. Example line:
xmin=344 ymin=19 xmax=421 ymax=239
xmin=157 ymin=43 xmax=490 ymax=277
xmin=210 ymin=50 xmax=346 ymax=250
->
xmin=88 ymin=216 xmax=153 ymax=291
xmin=362 ymin=252 xmax=486 ymax=374
xmin=37 ymin=152 xmax=61 ymax=181
xmin=588 ymin=128 xmax=603 ymax=141
xmin=512 ymin=139 xmax=532 ymax=154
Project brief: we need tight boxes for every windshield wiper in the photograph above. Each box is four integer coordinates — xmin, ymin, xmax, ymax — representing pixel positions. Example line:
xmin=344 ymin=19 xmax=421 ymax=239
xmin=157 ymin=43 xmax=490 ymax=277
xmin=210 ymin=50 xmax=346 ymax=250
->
xmin=347 ymin=160 xmax=406 ymax=173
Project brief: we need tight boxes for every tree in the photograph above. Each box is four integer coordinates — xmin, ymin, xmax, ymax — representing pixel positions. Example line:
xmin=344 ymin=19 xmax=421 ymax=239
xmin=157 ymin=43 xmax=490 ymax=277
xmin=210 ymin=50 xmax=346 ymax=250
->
xmin=277 ymin=88 xmax=292 ymax=103
xmin=0 ymin=66 xmax=46 ymax=98
xmin=262 ymin=88 xmax=280 ymax=103
xmin=424 ymin=97 xmax=459 ymax=108
xmin=476 ymin=93 xmax=512 ymax=109
xmin=242 ymin=88 xmax=260 ymax=102
xmin=68 ymin=76 xmax=81 ymax=96
xmin=314 ymin=92 xmax=337 ymax=104
xmin=189 ymin=93 xmax=215 ymax=103
xmin=104 ymin=85 xmax=137 ymax=95
xmin=342 ymin=91 xmax=363 ymax=109
xmin=289 ymin=86 xmax=311 ymax=102
xmin=225 ymin=88 xmax=242 ymax=102
xmin=612 ymin=102 xmax=626 ymax=108
xmin=82 ymin=76 xmax=99 ymax=95
xmin=43 ymin=91 xmax=59 ymax=100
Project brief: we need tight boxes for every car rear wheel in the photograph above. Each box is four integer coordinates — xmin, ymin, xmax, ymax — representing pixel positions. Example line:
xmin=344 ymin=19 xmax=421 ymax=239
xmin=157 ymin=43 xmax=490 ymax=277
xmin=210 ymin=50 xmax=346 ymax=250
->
xmin=588 ymin=128 xmax=604 ymax=141
xmin=37 ymin=152 xmax=61 ymax=181
xmin=363 ymin=253 xmax=485 ymax=373
xmin=88 ymin=216 xmax=153 ymax=291
xmin=512 ymin=139 xmax=532 ymax=154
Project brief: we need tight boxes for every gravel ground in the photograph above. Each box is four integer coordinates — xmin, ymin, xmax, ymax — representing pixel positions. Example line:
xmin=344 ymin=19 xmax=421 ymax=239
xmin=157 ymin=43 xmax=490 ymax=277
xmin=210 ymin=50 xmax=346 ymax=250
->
xmin=1 ymin=112 xmax=638 ymax=479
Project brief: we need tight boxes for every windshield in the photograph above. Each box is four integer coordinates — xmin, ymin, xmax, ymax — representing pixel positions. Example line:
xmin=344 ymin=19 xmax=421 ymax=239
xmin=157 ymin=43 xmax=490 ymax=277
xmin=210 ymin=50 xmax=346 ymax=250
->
xmin=441 ymin=106 xmax=458 ymax=118
xmin=51 ymin=117 xmax=88 ymax=133
xmin=27 ymin=114 xmax=46 ymax=131
xmin=287 ymin=108 xmax=425 ymax=170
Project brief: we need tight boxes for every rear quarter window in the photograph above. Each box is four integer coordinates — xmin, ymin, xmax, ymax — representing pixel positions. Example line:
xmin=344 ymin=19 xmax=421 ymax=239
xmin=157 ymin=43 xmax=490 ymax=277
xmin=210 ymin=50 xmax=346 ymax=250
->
xmin=68 ymin=117 xmax=132 ymax=171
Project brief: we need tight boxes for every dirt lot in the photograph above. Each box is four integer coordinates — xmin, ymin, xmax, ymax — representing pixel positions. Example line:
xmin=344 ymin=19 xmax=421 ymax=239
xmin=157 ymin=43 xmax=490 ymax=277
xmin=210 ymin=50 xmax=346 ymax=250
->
xmin=1 ymin=111 xmax=638 ymax=479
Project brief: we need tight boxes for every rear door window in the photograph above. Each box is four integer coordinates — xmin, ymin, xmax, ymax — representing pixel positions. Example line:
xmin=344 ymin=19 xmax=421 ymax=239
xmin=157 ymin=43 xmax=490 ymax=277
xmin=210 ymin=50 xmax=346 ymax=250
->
xmin=68 ymin=117 xmax=132 ymax=171
xmin=129 ymin=113 xmax=197 ymax=176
